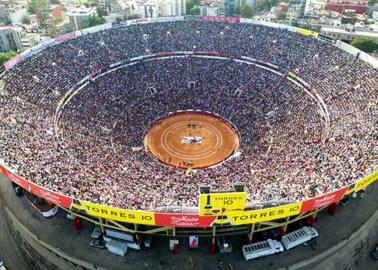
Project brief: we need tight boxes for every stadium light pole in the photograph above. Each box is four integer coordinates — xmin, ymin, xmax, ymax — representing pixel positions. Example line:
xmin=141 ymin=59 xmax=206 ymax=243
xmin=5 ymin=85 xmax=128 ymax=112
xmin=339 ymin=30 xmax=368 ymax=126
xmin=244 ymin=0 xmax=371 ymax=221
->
xmin=143 ymin=34 xmax=149 ymax=54
xmin=167 ymin=31 xmax=172 ymax=51
xmin=220 ymin=31 xmax=224 ymax=51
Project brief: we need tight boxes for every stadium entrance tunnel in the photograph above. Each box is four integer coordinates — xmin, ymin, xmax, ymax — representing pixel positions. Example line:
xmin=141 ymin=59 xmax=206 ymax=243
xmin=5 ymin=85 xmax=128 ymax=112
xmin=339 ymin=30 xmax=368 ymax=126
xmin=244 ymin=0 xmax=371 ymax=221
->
xmin=144 ymin=111 xmax=240 ymax=170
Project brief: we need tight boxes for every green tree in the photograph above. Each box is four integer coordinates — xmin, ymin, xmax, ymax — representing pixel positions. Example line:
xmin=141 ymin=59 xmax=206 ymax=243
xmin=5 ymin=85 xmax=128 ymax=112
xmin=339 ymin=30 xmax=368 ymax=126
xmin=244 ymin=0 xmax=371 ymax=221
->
xmin=84 ymin=0 xmax=97 ymax=7
xmin=368 ymin=0 xmax=378 ymax=5
xmin=28 ymin=0 xmax=49 ymax=31
xmin=270 ymin=0 xmax=279 ymax=8
xmin=47 ymin=22 xmax=59 ymax=37
xmin=29 ymin=0 xmax=48 ymax=14
xmin=234 ymin=6 xmax=241 ymax=16
xmin=278 ymin=12 xmax=287 ymax=20
xmin=351 ymin=38 xmax=378 ymax=53
xmin=96 ymin=6 xmax=108 ymax=17
xmin=126 ymin=13 xmax=141 ymax=20
xmin=186 ymin=0 xmax=200 ymax=15
xmin=89 ymin=15 xmax=106 ymax=27
xmin=190 ymin=6 xmax=201 ymax=15
xmin=126 ymin=14 xmax=140 ymax=20
xmin=0 ymin=51 xmax=18 ymax=66
xmin=49 ymin=0 xmax=60 ymax=4
xmin=240 ymin=4 xmax=255 ymax=18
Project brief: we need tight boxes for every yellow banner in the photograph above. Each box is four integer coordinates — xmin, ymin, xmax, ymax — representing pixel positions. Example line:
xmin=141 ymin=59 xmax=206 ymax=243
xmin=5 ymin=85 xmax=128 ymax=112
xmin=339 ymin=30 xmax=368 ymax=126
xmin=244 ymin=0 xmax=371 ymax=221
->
xmin=226 ymin=202 xmax=302 ymax=225
xmin=74 ymin=201 xmax=155 ymax=225
xmin=297 ymin=28 xmax=319 ymax=38
xmin=287 ymin=71 xmax=298 ymax=80
xmin=355 ymin=171 xmax=378 ymax=192
xmin=199 ymin=192 xmax=247 ymax=216
xmin=59 ymin=96 xmax=68 ymax=106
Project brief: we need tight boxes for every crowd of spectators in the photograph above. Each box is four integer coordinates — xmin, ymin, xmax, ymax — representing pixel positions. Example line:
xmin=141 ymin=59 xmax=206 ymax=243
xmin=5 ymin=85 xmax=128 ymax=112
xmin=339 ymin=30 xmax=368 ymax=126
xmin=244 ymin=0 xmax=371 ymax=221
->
xmin=0 ymin=20 xmax=377 ymax=210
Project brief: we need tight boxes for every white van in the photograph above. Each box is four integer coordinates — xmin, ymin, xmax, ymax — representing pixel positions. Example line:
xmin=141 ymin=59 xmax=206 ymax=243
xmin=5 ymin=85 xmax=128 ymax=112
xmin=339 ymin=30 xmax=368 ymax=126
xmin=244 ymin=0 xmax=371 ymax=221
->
xmin=242 ymin=239 xmax=284 ymax=260
xmin=281 ymin=226 xmax=319 ymax=250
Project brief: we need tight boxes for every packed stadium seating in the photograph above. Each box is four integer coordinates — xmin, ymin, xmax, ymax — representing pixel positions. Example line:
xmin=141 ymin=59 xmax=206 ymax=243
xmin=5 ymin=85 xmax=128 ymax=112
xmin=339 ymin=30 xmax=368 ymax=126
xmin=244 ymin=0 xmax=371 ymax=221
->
xmin=0 ymin=20 xmax=377 ymax=210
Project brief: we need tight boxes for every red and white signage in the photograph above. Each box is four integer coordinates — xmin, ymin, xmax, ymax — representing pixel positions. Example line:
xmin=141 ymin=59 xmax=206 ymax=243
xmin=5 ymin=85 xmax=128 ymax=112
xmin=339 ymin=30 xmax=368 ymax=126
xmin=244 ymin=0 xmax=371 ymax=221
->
xmin=4 ymin=55 xmax=22 ymax=70
xmin=300 ymin=186 xmax=348 ymax=213
xmin=202 ymin=16 xmax=240 ymax=23
xmin=0 ymin=165 xmax=73 ymax=209
xmin=55 ymin=32 xmax=76 ymax=43
xmin=155 ymin=213 xmax=216 ymax=227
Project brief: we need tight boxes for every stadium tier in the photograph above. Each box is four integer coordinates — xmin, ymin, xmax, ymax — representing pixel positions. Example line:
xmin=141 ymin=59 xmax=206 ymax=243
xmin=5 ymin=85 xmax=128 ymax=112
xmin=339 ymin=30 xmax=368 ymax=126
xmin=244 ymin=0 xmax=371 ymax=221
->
xmin=0 ymin=16 xmax=377 ymax=228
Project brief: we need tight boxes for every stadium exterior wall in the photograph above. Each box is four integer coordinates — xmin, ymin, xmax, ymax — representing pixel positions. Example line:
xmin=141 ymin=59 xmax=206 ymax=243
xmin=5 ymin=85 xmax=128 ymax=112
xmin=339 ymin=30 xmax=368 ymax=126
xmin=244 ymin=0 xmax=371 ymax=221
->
xmin=0 ymin=199 xmax=106 ymax=270
xmin=277 ymin=205 xmax=378 ymax=270
xmin=1 ymin=184 xmax=377 ymax=270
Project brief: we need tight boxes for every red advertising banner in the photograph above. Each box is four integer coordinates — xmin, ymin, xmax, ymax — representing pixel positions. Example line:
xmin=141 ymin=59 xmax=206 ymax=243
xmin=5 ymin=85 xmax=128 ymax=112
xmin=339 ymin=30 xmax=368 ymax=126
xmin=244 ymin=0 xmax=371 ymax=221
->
xmin=4 ymin=55 xmax=22 ymax=70
xmin=31 ymin=184 xmax=73 ymax=209
xmin=155 ymin=213 xmax=216 ymax=227
xmin=202 ymin=16 xmax=240 ymax=23
xmin=55 ymin=32 xmax=76 ymax=43
xmin=300 ymin=186 xmax=349 ymax=213
xmin=0 ymin=165 xmax=73 ymax=209
xmin=136 ymin=18 xmax=148 ymax=24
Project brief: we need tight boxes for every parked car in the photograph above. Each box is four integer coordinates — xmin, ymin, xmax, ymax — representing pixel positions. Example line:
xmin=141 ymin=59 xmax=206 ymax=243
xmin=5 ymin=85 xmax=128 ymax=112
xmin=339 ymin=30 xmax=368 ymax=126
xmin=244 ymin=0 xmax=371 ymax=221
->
xmin=371 ymin=245 xmax=378 ymax=261
xmin=0 ymin=259 xmax=7 ymax=270
xmin=90 ymin=239 xmax=106 ymax=249
xmin=12 ymin=183 xmax=23 ymax=197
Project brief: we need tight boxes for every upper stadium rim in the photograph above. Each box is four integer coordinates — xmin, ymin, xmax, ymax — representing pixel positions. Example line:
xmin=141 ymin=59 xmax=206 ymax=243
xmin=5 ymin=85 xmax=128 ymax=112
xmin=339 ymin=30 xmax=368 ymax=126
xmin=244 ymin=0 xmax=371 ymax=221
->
xmin=0 ymin=16 xmax=377 ymax=225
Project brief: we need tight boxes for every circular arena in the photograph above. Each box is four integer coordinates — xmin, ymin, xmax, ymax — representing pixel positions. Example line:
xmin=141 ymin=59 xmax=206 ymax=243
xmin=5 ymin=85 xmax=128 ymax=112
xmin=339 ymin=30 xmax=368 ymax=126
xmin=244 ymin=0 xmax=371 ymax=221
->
xmin=144 ymin=111 xmax=240 ymax=169
xmin=0 ymin=17 xmax=377 ymax=235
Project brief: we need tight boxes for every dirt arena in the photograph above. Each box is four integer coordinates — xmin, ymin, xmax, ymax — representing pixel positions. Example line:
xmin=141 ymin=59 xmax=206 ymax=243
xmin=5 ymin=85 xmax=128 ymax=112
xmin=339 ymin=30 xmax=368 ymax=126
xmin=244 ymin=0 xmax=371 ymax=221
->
xmin=144 ymin=112 xmax=240 ymax=169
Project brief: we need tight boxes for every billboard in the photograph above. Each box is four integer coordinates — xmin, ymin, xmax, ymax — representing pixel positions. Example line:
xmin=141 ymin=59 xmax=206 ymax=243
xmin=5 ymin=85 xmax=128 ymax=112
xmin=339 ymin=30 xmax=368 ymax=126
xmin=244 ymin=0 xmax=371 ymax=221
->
xmin=300 ymin=187 xmax=349 ymax=213
xmin=199 ymin=192 xmax=247 ymax=216
xmin=75 ymin=200 xmax=155 ymax=225
xmin=55 ymin=32 xmax=76 ymax=43
xmin=0 ymin=165 xmax=72 ymax=208
xmin=155 ymin=213 xmax=216 ymax=227
xmin=202 ymin=16 xmax=240 ymax=23
xmin=226 ymin=202 xmax=302 ymax=225
xmin=297 ymin=28 xmax=319 ymax=38
xmin=355 ymin=171 xmax=378 ymax=191
xmin=4 ymin=55 xmax=22 ymax=70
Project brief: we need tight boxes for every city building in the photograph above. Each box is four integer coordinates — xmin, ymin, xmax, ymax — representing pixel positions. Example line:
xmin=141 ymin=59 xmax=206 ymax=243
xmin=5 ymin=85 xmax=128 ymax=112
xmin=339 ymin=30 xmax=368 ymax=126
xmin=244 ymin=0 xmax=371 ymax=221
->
xmin=67 ymin=7 xmax=96 ymax=31
xmin=156 ymin=0 xmax=185 ymax=16
xmin=321 ymin=26 xmax=378 ymax=42
xmin=304 ymin=0 xmax=325 ymax=16
xmin=276 ymin=2 xmax=289 ymax=18
xmin=325 ymin=0 xmax=368 ymax=15
xmin=207 ymin=6 xmax=220 ymax=16
xmin=224 ymin=0 xmax=236 ymax=16
xmin=0 ymin=27 xmax=22 ymax=52
xmin=239 ymin=0 xmax=256 ymax=7
xmin=373 ymin=11 xmax=378 ymax=21
xmin=288 ymin=0 xmax=307 ymax=19
xmin=287 ymin=4 xmax=303 ymax=21
xmin=0 ymin=5 xmax=10 ymax=25
xmin=140 ymin=2 xmax=159 ymax=18
xmin=98 ymin=0 xmax=119 ymax=14
xmin=47 ymin=4 xmax=64 ymax=21
xmin=165 ymin=0 xmax=186 ymax=16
